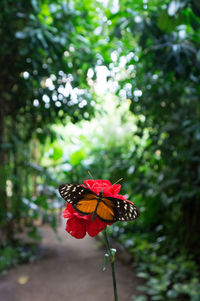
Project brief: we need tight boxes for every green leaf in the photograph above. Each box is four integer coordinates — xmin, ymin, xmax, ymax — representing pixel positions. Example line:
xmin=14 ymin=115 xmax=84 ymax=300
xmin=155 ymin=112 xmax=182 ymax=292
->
xmin=27 ymin=227 xmax=41 ymax=241
xmin=137 ymin=272 xmax=149 ymax=279
xmin=167 ymin=289 xmax=178 ymax=298
xmin=69 ymin=149 xmax=86 ymax=166
xmin=51 ymin=144 xmax=63 ymax=161
xmin=132 ymin=296 xmax=148 ymax=301
xmin=157 ymin=11 xmax=175 ymax=33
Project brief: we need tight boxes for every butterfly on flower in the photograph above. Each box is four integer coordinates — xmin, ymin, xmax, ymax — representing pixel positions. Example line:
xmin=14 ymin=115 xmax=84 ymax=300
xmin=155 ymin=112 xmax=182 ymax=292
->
xmin=59 ymin=183 xmax=140 ymax=223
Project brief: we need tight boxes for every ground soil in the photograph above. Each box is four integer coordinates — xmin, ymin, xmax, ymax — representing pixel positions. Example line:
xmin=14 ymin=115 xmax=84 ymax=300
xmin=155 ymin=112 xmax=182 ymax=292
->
xmin=0 ymin=222 xmax=141 ymax=301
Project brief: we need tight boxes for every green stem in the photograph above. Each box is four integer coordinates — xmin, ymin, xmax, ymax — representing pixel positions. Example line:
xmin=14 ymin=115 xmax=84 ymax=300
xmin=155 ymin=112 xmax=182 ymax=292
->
xmin=103 ymin=228 xmax=118 ymax=301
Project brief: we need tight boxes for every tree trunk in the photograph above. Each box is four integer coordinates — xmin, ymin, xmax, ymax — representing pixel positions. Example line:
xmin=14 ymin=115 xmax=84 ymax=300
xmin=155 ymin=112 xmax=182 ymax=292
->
xmin=0 ymin=98 xmax=8 ymax=234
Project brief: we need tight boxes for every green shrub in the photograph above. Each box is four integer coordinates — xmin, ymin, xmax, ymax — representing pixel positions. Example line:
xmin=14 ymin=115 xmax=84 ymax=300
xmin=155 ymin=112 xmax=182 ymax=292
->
xmin=109 ymin=225 xmax=200 ymax=301
xmin=0 ymin=241 xmax=37 ymax=274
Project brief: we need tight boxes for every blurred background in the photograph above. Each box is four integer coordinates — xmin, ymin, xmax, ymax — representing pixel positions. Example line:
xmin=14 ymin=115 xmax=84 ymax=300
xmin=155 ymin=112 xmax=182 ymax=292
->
xmin=0 ymin=0 xmax=200 ymax=300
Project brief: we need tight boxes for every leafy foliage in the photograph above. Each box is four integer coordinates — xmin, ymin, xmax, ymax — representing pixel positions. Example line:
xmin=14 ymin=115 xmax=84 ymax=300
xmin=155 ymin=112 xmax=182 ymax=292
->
xmin=108 ymin=0 xmax=200 ymax=254
xmin=0 ymin=0 xmax=98 ymax=251
xmin=102 ymin=1 xmax=200 ymax=300
xmin=0 ymin=241 xmax=37 ymax=274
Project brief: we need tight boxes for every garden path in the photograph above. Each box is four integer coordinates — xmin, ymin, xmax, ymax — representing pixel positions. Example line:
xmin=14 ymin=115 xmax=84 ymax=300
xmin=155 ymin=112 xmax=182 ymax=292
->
xmin=0 ymin=221 xmax=141 ymax=301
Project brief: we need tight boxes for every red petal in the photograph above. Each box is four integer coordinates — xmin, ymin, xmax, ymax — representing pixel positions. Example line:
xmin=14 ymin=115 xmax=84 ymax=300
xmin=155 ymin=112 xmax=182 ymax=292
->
xmin=62 ymin=204 xmax=74 ymax=218
xmin=63 ymin=203 xmax=89 ymax=220
xmin=116 ymin=194 xmax=127 ymax=200
xmin=66 ymin=217 xmax=87 ymax=239
xmin=94 ymin=179 xmax=112 ymax=186
xmin=84 ymin=180 xmax=95 ymax=189
xmin=84 ymin=179 xmax=112 ymax=194
xmin=84 ymin=179 xmax=123 ymax=198
xmin=110 ymin=184 xmax=121 ymax=195
xmin=86 ymin=217 xmax=108 ymax=237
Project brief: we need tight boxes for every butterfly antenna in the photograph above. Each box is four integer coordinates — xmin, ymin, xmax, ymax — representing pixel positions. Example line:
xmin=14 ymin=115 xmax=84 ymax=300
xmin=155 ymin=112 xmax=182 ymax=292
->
xmin=113 ymin=178 xmax=123 ymax=185
xmin=88 ymin=170 xmax=94 ymax=180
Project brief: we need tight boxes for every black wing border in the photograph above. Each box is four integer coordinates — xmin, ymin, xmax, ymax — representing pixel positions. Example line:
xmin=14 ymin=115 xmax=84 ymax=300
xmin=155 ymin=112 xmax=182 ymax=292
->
xmin=104 ymin=196 xmax=140 ymax=221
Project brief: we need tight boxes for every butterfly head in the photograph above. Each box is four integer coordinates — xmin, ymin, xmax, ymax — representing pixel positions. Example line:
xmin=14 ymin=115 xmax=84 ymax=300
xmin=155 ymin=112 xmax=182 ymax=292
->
xmin=98 ymin=190 xmax=103 ymax=198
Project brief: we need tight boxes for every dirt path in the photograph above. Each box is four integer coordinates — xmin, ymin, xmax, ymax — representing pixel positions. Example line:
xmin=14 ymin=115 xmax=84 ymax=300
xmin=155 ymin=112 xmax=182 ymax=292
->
xmin=0 ymin=222 xmax=141 ymax=301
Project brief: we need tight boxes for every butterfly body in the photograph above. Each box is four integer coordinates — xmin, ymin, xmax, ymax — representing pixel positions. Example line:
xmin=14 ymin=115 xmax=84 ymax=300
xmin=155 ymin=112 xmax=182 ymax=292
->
xmin=59 ymin=184 xmax=140 ymax=223
xmin=91 ymin=190 xmax=103 ymax=222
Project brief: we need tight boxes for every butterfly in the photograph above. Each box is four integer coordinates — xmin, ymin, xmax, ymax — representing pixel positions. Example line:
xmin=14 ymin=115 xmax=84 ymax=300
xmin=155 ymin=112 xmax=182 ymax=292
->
xmin=59 ymin=184 xmax=140 ymax=223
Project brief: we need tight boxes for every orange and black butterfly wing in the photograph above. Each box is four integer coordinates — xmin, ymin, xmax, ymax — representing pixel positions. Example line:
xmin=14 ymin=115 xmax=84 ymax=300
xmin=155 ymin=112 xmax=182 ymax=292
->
xmin=59 ymin=184 xmax=98 ymax=215
xmin=95 ymin=197 xmax=115 ymax=223
xmin=96 ymin=196 xmax=140 ymax=222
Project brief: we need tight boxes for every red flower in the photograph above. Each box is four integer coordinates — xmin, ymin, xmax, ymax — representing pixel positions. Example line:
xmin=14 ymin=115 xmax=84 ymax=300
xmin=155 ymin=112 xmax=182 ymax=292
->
xmin=62 ymin=179 xmax=127 ymax=239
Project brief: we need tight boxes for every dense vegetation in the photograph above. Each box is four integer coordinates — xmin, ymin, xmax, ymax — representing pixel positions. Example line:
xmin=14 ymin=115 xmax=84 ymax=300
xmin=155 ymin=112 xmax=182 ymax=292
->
xmin=0 ymin=0 xmax=200 ymax=300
